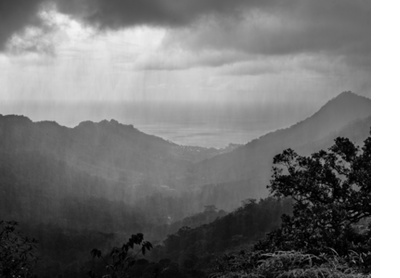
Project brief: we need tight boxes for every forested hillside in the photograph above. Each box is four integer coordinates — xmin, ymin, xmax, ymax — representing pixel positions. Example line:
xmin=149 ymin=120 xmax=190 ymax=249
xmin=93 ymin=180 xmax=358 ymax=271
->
xmin=0 ymin=92 xmax=371 ymax=277
xmin=83 ymin=135 xmax=370 ymax=278
xmin=82 ymin=197 xmax=292 ymax=278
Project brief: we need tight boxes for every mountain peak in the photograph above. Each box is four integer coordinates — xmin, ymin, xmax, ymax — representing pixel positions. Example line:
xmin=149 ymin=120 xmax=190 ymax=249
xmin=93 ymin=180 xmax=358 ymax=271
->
xmin=328 ymin=91 xmax=370 ymax=105
xmin=0 ymin=114 xmax=32 ymax=123
xmin=336 ymin=91 xmax=359 ymax=98
xmin=312 ymin=91 xmax=370 ymax=117
xmin=99 ymin=119 xmax=119 ymax=125
xmin=75 ymin=119 xmax=136 ymax=131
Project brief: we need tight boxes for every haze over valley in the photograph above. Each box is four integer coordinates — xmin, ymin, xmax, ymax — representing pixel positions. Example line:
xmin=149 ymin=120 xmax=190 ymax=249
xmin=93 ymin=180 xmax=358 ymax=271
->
xmin=0 ymin=91 xmax=370 ymax=225
xmin=0 ymin=1 xmax=371 ymax=277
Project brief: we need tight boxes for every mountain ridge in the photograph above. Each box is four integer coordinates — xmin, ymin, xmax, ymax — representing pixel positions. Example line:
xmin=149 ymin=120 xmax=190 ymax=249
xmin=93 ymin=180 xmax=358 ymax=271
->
xmin=190 ymin=91 xmax=371 ymax=191
xmin=0 ymin=91 xmax=371 ymax=213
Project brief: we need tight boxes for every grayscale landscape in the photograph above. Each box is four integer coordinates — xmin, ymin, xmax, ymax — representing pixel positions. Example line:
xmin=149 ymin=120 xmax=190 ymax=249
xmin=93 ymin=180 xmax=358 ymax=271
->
xmin=0 ymin=1 xmax=371 ymax=277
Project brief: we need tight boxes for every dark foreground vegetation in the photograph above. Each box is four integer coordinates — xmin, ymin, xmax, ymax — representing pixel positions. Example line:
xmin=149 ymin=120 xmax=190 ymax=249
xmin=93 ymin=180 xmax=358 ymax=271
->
xmin=212 ymin=135 xmax=371 ymax=278
xmin=0 ymin=135 xmax=370 ymax=277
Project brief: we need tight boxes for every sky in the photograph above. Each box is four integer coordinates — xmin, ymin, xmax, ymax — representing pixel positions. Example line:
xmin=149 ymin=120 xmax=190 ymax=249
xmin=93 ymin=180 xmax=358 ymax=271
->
xmin=0 ymin=0 xmax=371 ymax=147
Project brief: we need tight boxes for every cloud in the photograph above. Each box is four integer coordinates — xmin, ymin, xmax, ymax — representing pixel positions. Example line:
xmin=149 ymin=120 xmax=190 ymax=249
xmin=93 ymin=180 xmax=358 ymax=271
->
xmin=56 ymin=0 xmax=370 ymax=69
xmin=0 ymin=0 xmax=44 ymax=50
xmin=127 ymin=50 xmax=251 ymax=72
xmin=55 ymin=0 xmax=276 ymax=29
xmin=0 ymin=0 xmax=269 ymax=53
xmin=219 ymin=54 xmax=369 ymax=77
xmin=5 ymin=7 xmax=97 ymax=55
xmin=0 ymin=0 xmax=370 ymax=74
xmin=164 ymin=0 xmax=370 ymax=71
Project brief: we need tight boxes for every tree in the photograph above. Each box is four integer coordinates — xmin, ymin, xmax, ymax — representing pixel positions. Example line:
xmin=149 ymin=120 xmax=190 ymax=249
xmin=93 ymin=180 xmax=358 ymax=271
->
xmin=266 ymin=136 xmax=371 ymax=255
xmin=0 ymin=221 xmax=38 ymax=278
xmin=89 ymin=233 xmax=153 ymax=278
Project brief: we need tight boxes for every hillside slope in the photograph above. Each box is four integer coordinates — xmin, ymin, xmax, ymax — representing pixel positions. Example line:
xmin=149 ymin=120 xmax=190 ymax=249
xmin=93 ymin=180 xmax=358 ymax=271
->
xmin=0 ymin=116 xmax=225 ymax=191
xmin=189 ymin=92 xmax=371 ymax=210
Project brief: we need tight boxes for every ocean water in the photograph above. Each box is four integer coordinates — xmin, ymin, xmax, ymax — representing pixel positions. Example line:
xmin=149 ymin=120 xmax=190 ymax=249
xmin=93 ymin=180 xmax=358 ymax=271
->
xmin=135 ymin=123 xmax=270 ymax=148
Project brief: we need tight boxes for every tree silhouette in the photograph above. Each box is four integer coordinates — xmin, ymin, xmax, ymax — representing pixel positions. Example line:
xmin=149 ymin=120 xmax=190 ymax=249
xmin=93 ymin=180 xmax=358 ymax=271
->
xmin=89 ymin=233 xmax=153 ymax=278
xmin=266 ymin=135 xmax=371 ymax=255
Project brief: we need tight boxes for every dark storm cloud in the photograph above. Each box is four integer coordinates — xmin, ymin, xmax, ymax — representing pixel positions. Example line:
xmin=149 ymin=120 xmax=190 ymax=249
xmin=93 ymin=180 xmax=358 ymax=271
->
xmin=0 ymin=0 xmax=44 ymax=50
xmin=165 ymin=0 xmax=371 ymax=70
xmin=0 ymin=0 xmax=370 ymax=72
xmin=59 ymin=0 xmax=369 ymax=71
xmin=55 ymin=0 xmax=370 ymax=56
xmin=55 ymin=0 xmax=279 ymax=29
xmin=0 ymin=0 xmax=273 ymax=50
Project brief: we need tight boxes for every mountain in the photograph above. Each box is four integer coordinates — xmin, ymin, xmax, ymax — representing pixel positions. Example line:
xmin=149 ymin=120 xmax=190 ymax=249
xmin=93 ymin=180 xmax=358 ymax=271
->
xmin=0 ymin=116 xmax=225 ymax=192
xmin=189 ymin=92 xmax=371 ymax=210
xmin=0 ymin=91 xmax=371 ymax=277
xmin=0 ymin=91 xmax=371 ymax=221
xmin=0 ymin=115 xmax=229 ymax=232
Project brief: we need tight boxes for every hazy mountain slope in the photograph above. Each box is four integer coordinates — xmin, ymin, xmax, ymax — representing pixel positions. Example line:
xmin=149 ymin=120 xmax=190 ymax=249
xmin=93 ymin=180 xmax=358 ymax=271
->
xmin=0 ymin=115 xmax=235 ymax=231
xmin=295 ymin=115 xmax=371 ymax=156
xmin=0 ymin=150 xmax=146 ymax=231
xmin=0 ymin=91 xmax=371 ymax=218
xmin=185 ymin=92 xmax=371 ymax=211
xmin=192 ymin=92 xmax=371 ymax=185
xmin=0 ymin=116 xmax=223 ymax=189
xmin=151 ymin=198 xmax=293 ymax=268
xmin=0 ymin=93 xmax=371 ymax=277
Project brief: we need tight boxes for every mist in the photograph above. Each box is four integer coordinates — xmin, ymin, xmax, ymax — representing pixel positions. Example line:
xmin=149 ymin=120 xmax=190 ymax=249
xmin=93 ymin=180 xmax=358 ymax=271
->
xmin=0 ymin=1 xmax=371 ymax=277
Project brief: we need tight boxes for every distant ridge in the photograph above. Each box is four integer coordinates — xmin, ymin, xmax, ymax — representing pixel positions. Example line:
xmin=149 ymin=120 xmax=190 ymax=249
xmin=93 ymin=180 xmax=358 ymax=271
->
xmin=190 ymin=92 xmax=371 ymax=203
xmin=0 ymin=114 xmax=224 ymax=188
xmin=253 ymin=91 xmax=370 ymax=146
xmin=0 ymin=91 xmax=371 ymax=212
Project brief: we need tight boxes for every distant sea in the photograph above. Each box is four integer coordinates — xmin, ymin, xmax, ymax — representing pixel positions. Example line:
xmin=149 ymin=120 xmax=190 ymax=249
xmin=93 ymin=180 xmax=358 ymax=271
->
xmin=136 ymin=123 xmax=270 ymax=148
xmin=0 ymin=100 xmax=321 ymax=148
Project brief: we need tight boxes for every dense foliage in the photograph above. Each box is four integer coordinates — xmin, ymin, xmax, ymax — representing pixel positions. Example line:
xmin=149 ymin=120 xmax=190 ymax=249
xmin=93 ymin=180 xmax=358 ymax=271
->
xmin=143 ymin=197 xmax=291 ymax=277
xmin=1 ymin=134 xmax=371 ymax=277
xmin=86 ymin=197 xmax=292 ymax=278
xmin=212 ymin=250 xmax=371 ymax=278
xmin=0 ymin=221 xmax=38 ymax=278
xmin=266 ymin=136 xmax=370 ymax=255
xmin=213 ymin=136 xmax=371 ymax=277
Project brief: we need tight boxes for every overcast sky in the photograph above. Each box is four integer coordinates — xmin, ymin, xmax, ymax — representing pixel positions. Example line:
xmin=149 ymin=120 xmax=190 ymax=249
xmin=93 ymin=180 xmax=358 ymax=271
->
xmin=0 ymin=0 xmax=370 ymax=131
